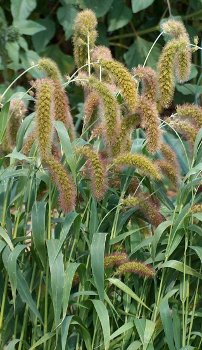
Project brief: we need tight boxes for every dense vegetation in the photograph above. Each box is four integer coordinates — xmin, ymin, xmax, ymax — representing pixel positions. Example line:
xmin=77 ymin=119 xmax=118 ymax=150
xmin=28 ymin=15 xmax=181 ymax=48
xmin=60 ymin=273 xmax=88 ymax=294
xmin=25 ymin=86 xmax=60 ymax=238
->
xmin=0 ymin=1 xmax=202 ymax=349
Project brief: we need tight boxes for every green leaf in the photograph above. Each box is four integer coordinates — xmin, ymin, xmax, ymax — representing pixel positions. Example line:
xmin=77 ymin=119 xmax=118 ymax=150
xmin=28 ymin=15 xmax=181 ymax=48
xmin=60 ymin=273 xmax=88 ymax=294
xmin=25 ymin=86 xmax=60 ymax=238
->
xmin=20 ymin=50 xmax=41 ymax=78
xmin=4 ymin=339 xmax=20 ymax=350
xmin=91 ymin=300 xmax=110 ymax=349
xmin=143 ymin=320 xmax=155 ymax=348
xmin=91 ymin=232 xmax=107 ymax=301
xmin=127 ymin=341 xmax=142 ymax=350
xmin=0 ymin=226 xmax=14 ymax=251
xmin=29 ymin=333 xmax=55 ymax=349
xmin=0 ymin=102 xmax=10 ymax=144
xmin=6 ymin=42 xmax=19 ymax=66
xmin=71 ymin=317 xmax=92 ymax=350
xmin=61 ymin=316 xmax=74 ymax=350
xmin=161 ymin=260 xmax=202 ymax=279
xmin=32 ymin=17 xmax=56 ymax=53
xmin=80 ymin=0 xmax=113 ymax=17
xmin=63 ymin=262 xmax=80 ymax=317
xmin=32 ymin=202 xmax=47 ymax=268
xmin=53 ymin=211 xmax=78 ymax=262
xmin=108 ymin=0 xmax=132 ymax=32
xmin=151 ymin=221 xmax=171 ymax=260
xmin=193 ymin=213 xmax=202 ymax=222
xmin=55 ymin=121 xmax=77 ymax=180
xmin=159 ymin=299 xmax=175 ymax=350
xmin=6 ymin=150 xmax=30 ymax=162
xmin=124 ymin=37 xmax=161 ymax=69
xmin=176 ymin=83 xmax=202 ymax=96
xmin=57 ymin=5 xmax=78 ymax=39
xmin=16 ymin=112 xmax=35 ymax=151
xmin=190 ymin=246 xmax=202 ymax=263
xmin=15 ymin=20 xmax=45 ymax=35
xmin=132 ymin=0 xmax=155 ymax=13
xmin=108 ymin=278 xmax=151 ymax=310
xmin=47 ymin=239 xmax=64 ymax=326
xmin=7 ymin=244 xmax=26 ymax=302
xmin=16 ymin=269 xmax=42 ymax=322
xmin=11 ymin=0 xmax=37 ymax=21
xmin=110 ymin=322 xmax=134 ymax=340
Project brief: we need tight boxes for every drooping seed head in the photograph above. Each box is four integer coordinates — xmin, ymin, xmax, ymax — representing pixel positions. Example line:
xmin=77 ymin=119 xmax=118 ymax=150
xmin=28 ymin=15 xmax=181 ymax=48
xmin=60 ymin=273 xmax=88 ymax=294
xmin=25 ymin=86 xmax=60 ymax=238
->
xmin=116 ymin=261 xmax=155 ymax=278
xmin=100 ymin=59 xmax=138 ymax=113
xmin=112 ymin=153 xmax=161 ymax=180
xmin=76 ymin=145 xmax=107 ymax=200
xmin=38 ymin=58 xmax=62 ymax=81
xmin=104 ymin=252 xmax=128 ymax=268
xmin=177 ymin=104 xmax=202 ymax=128
xmin=7 ymin=99 xmax=27 ymax=148
xmin=133 ymin=66 xmax=158 ymax=102
xmin=137 ymin=96 xmax=162 ymax=153
xmin=45 ymin=156 xmax=76 ymax=213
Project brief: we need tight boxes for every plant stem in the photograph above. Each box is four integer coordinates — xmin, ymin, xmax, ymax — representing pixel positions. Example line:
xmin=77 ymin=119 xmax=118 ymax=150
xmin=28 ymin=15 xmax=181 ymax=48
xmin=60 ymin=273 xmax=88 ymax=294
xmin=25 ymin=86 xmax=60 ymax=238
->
xmin=0 ymin=274 xmax=8 ymax=344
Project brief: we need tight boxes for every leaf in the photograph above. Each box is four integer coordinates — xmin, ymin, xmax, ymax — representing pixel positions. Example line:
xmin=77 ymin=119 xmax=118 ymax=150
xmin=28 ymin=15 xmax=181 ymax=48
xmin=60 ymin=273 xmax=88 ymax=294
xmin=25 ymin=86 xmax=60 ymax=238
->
xmin=11 ymin=0 xmax=37 ymax=21
xmin=57 ymin=5 xmax=78 ymax=40
xmin=127 ymin=341 xmax=142 ymax=350
xmin=4 ymin=339 xmax=20 ymax=350
xmin=159 ymin=299 xmax=175 ymax=350
xmin=132 ymin=0 xmax=155 ymax=13
xmin=108 ymin=278 xmax=151 ymax=310
xmin=20 ymin=50 xmax=41 ymax=78
xmin=124 ymin=37 xmax=161 ymax=70
xmin=161 ymin=260 xmax=202 ymax=279
xmin=29 ymin=333 xmax=55 ymax=349
xmin=15 ymin=20 xmax=45 ymax=35
xmin=32 ymin=17 xmax=56 ymax=53
xmin=6 ymin=42 xmax=19 ymax=67
xmin=71 ymin=317 xmax=92 ymax=350
xmin=190 ymin=246 xmax=202 ymax=263
xmin=63 ymin=262 xmax=80 ymax=317
xmin=193 ymin=213 xmax=202 ymax=222
xmin=47 ymin=239 xmax=65 ymax=326
xmin=108 ymin=0 xmax=132 ymax=32
xmin=0 ymin=102 xmax=10 ymax=144
xmin=151 ymin=221 xmax=171 ymax=260
xmin=53 ymin=211 xmax=78 ymax=262
xmin=92 ymin=299 xmax=110 ymax=350
xmin=91 ymin=232 xmax=107 ymax=301
xmin=0 ymin=226 xmax=14 ymax=251
xmin=32 ymin=202 xmax=47 ymax=268
xmin=16 ymin=112 xmax=35 ymax=151
xmin=16 ymin=269 xmax=42 ymax=322
xmin=61 ymin=315 xmax=74 ymax=350
xmin=80 ymin=0 xmax=114 ymax=17
xmin=110 ymin=322 xmax=134 ymax=340
xmin=176 ymin=83 xmax=202 ymax=96
xmin=55 ymin=121 xmax=77 ymax=180
xmin=6 ymin=150 xmax=30 ymax=162
xmin=143 ymin=320 xmax=155 ymax=348
xmin=7 ymin=244 xmax=26 ymax=302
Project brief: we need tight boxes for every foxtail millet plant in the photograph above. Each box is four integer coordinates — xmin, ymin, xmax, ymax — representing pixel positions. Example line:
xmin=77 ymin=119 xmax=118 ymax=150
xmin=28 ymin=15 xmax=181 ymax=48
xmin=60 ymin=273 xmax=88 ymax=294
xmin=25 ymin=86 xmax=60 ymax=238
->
xmin=0 ymin=8 xmax=201 ymax=349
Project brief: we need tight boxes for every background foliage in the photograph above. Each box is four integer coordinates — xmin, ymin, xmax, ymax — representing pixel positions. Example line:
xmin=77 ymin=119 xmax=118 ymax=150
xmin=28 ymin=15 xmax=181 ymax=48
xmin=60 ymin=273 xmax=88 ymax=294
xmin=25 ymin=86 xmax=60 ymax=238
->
xmin=0 ymin=0 xmax=202 ymax=105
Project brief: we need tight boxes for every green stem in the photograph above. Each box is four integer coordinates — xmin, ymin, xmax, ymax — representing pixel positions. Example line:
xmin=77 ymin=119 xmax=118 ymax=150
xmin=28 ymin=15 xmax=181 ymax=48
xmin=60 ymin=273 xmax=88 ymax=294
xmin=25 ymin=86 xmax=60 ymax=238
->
xmin=18 ymin=264 xmax=36 ymax=350
xmin=0 ymin=274 xmax=8 ymax=344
